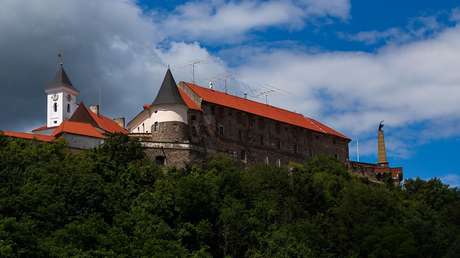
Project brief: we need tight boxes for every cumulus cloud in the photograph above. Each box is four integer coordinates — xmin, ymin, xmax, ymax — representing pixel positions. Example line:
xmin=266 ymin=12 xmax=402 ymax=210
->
xmin=159 ymin=0 xmax=350 ymax=42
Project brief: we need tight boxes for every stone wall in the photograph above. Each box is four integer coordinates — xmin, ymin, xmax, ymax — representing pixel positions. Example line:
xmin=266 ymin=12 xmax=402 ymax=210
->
xmin=151 ymin=121 xmax=189 ymax=143
xmin=186 ymin=101 xmax=350 ymax=166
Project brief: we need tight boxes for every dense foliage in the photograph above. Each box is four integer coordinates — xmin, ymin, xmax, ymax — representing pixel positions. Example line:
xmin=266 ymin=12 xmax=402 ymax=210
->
xmin=0 ymin=135 xmax=459 ymax=257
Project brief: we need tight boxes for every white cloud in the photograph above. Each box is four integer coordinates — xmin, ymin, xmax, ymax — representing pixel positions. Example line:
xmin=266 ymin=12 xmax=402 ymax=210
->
xmin=159 ymin=0 xmax=350 ymax=42
xmin=440 ymin=174 xmax=460 ymax=188
xmin=340 ymin=14 xmax=445 ymax=45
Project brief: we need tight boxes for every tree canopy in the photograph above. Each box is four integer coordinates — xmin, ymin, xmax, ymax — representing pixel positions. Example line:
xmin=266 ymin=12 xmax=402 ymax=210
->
xmin=0 ymin=135 xmax=459 ymax=257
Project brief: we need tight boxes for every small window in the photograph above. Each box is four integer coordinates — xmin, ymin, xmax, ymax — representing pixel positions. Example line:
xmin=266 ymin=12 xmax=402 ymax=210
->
xmin=54 ymin=121 xmax=57 ymax=124
xmin=276 ymin=139 xmax=281 ymax=150
xmin=238 ymin=130 xmax=243 ymax=141
xmin=275 ymin=123 xmax=280 ymax=133
xmin=67 ymin=103 xmax=70 ymax=113
xmin=219 ymin=126 xmax=224 ymax=137
xmin=191 ymin=115 xmax=196 ymax=121
xmin=155 ymin=156 xmax=166 ymax=166
xmin=240 ymin=150 xmax=246 ymax=162
xmin=153 ymin=122 xmax=158 ymax=132
xmin=260 ymin=135 xmax=264 ymax=146
xmin=249 ymin=117 xmax=255 ymax=128
xmin=258 ymin=118 xmax=265 ymax=129
xmin=53 ymin=103 xmax=57 ymax=112
xmin=294 ymin=144 xmax=298 ymax=153
xmin=142 ymin=123 xmax=145 ymax=132
xmin=333 ymin=139 xmax=337 ymax=145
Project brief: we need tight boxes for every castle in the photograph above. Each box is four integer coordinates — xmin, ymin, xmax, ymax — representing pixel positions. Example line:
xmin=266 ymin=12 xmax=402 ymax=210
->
xmin=1 ymin=61 xmax=402 ymax=184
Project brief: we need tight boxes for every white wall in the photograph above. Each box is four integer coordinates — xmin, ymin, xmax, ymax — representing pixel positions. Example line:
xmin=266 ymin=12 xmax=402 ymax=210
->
xmin=47 ymin=89 xmax=78 ymax=128
xmin=62 ymin=133 xmax=104 ymax=149
xmin=129 ymin=104 xmax=188 ymax=133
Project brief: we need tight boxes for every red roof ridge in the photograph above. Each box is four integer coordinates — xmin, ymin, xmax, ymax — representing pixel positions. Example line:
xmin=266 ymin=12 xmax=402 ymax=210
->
xmin=183 ymin=82 xmax=350 ymax=140
xmin=1 ymin=131 xmax=55 ymax=142
xmin=184 ymin=82 xmax=304 ymax=116
xmin=52 ymin=120 xmax=105 ymax=139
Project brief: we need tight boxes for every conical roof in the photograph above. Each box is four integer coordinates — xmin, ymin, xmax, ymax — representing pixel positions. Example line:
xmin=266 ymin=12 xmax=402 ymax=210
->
xmin=152 ymin=69 xmax=185 ymax=106
xmin=46 ymin=64 xmax=79 ymax=93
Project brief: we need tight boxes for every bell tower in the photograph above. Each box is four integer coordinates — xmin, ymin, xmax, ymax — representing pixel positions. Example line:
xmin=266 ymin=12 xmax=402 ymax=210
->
xmin=45 ymin=54 xmax=79 ymax=128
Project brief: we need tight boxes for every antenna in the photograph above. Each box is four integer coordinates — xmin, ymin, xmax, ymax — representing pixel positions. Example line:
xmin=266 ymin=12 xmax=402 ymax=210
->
xmin=255 ymin=89 xmax=276 ymax=104
xmin=58 ymin=51 xmax=64 ymax=67
xmin=189 ymin=60 xmax=205 ymax=84
xmin=356 ymin=138 xmax=360 ymax=162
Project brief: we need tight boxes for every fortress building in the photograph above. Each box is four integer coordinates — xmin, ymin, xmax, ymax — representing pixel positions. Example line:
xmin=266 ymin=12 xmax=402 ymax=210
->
xmin=127 ymin=69 xmax=350 ymax=167
xmin=1 ymin=63 xmax=402 ymax=184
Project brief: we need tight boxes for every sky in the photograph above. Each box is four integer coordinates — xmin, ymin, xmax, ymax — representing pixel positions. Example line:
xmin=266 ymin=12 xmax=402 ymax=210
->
xmin=0 ymin=0 xmax=459 ymax=187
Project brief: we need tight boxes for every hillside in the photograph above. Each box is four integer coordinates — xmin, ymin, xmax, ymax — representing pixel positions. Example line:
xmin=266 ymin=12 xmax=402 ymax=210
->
xmin=0 ymin=135 xmax=459 ymax=257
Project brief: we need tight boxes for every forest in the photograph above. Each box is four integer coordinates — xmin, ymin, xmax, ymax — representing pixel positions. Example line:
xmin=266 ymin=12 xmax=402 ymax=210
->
xmin=0 ymin=134 xmax=459 ymax=257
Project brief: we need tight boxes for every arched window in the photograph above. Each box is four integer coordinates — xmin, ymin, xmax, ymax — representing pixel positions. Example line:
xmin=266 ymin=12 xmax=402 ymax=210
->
xmin=53 ymin=103 xmax=57 ymax=112
xmin=153 ymin=122 xmax=158 ymax=132
xmin=67 ymin=104 xmax=70 ymax=113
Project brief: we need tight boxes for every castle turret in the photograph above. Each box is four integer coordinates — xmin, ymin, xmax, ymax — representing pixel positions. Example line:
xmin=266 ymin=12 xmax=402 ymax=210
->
xmin=377 ymin=121 xmax=389 ymax=167
xmin=150 ymin=69 xmax=189 ymax=142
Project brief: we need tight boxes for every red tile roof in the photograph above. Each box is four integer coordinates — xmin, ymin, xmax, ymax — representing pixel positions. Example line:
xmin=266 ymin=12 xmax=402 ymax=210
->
xmin=31 ymin=125 xmax=58 ymax=132
xmin=178 ymin=88 xmax=202 ymax=111
xmin=1 ymin=131 xmax=55 ymax=142
xmin=87 ymin=109 xmax=128 ymax=134
xmin=183 ymin=82 xmax=349 ymax=140
xmin=52 ymin=121 xmax=105 ymax=139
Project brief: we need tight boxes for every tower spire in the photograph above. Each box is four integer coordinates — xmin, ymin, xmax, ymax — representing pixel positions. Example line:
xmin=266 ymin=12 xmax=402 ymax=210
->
xmin=377 ymin=121 xmax=389 ymax=167
xmin=152 ymin=68 xmax=185 ymax=106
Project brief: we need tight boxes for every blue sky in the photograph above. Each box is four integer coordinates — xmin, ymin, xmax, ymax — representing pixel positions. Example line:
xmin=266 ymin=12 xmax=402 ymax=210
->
xmin=137 ymin=0 xmax=460 ymax=186
xmin=0 ymin=0 xmax=459 ymax=187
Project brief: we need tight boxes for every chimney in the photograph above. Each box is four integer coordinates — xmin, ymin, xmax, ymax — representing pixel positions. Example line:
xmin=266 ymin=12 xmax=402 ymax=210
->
xmin=244 ymin=93 xmax=247 ymax=99
xmin=89 ymin=105 xmax=100 ymax=116
xmin=113 ymin=117 xmax=125 ymax=128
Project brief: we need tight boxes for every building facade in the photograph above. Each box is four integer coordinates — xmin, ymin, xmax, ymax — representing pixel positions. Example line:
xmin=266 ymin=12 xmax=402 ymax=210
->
xmin=127 ymin=69 xmax=350 ymax=168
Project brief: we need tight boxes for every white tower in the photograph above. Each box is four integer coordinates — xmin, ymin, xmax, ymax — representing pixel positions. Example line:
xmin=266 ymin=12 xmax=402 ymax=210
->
xmin=45 ymin=60 xmax=79 ymax=128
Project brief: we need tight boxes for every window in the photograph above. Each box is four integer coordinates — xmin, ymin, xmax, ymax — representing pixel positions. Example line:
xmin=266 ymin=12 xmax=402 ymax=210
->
xmin=275 ymin=123 xmax=280 ymax=133
xmin=54 ymin=121 xmax=57 ymax=124
xmin=240 ymin=150 xmax=247 ymax=162
xmin=333 ymin=139 xmax=337 ymax=145
xmin=294 ymin=144 xmax=298 ymax=153
xmin=219 ymin=125 xmax=224 ymax=137
xmin=153 ymin=122 xmax=158 ymax=132
xmin=249 ymin=117 xmax=255 ymax=128
xmin=258 ymin=118 xmax=265 ymax=130
xmin=67 ymin=103 xmax=70 ymax=113
xmin=155 ymin=156 xmax=166 ymax=166
xmin=142 ymin=123 xmax=145 ymax=132
xmin=53 ymin=103 xmax=57 ymax=112
xmin=191 ymin=115 xmax=196 ymax=121
xmin=238 ymin=130 xmax=243 ymax=141
xmin=276 ymin=139 xmax=281 ymax=150
xmin=260 ymin=135 xmax=264 ymax=146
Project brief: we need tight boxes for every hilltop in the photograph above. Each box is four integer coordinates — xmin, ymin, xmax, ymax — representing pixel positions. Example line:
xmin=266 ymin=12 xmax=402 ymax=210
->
xmin=0 ymin=135 xmax=459 ymax=257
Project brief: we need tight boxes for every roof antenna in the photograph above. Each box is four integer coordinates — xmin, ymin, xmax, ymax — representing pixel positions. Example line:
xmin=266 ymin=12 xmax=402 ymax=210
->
xmin=256 ymin=90 xmax=276 ymax=105
xmin=189 ymin=60 xmax=205 ymax=84
xmin=356 ymin=138 xmax=360 ymax=162
xmin=58 ymin=51 xmax=64 ymax=67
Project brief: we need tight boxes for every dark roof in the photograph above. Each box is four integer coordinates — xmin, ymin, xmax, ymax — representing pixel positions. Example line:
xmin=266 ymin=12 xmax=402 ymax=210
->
xmin=152 ymin=69 xmax=186 ymax=106
xmin=46 ymin=64 xmax=79 ymax=93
